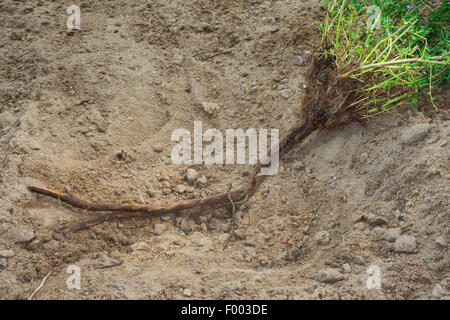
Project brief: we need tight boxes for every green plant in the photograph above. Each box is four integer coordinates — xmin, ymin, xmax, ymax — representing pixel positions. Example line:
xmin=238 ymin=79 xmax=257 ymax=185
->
xmin=318 ymin=0 xmax=449 ymax=116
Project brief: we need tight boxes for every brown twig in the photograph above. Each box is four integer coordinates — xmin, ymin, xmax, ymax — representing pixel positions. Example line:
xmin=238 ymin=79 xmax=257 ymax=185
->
xmin=223 ymin=183 xmax=236 ymax=250
xmin=335 ymin=91 xmax=352 ymax=113
xmin=193 ymin=50 xmax=204 ymax=58
xmin=434 ymin=66 xmax=447 ymax=79
xmin=28 ymin=272 xmax=51 ymax=300
xmin=1 ymin=154 xmax=7 ymax=167
xmin=93 ymin=260 xmax=123 ymax=269
xmin=204 ymin=50 xmax=232 ymax=61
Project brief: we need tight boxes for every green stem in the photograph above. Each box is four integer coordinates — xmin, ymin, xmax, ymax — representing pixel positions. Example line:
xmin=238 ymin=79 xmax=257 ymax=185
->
xmin=340 ymin=57 xmax=447 ymax=79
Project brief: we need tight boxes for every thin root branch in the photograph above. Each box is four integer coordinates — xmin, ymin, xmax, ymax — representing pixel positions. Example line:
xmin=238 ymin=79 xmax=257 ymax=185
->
xmin=28 ymin=271 xmax=51 ymax=300
xmin=28 ymin=115 xmax=318 ymax=232
xmin=223 ymin=183 xmax=236 ymax=250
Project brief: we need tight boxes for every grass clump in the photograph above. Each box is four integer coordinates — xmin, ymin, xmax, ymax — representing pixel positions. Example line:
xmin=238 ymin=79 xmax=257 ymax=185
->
xmin=318 ymin=0 xmax=449 ymax=116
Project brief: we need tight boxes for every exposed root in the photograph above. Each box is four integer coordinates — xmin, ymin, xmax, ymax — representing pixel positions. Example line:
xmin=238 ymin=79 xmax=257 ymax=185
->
xmin=223 ymin=183 xmax=236 ymax=250
xmin=28 ymin=116 xmax=317 ymax=233
xmin=28 ymin=56 xmax=365 ymax=232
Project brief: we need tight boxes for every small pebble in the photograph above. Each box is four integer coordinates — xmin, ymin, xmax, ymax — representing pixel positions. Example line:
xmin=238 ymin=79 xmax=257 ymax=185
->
xmin=342 ymin=263 xmax=351 ymax=274
xmin=175 ymin=185 xmax=187 ymax=194
xmin=183 ymin=288 xmax=192 ymax=297
xmin=317 ymin=268 xmax=343 ymax=283
xmin=354 ymin=256 xmax=365 ymax=265
xmin=393 ymin=235 xmax=417 ymax=253
xmin=312 ymin=231 xmax=330 ymax=245
xmin=186 ymin=168 xmax=199 ymax=182
xmin=0 ymin=250 xmax=15 ymax=258
xmin=197 ymin=176 xmax=208 ymax=185
xmin=201 ymin=102 xmax=219 ymax=116
xmin=383 ymin=228 xmax=401 ymax=242
xmin=153 ymin=145 xmax=163 ymax=153
xmin=400 ymin=123 xmax=431 ymax=145
xmin=182 ymin=227 xmax=192 ymax=234
xmin=153 ymin=223 xmax=168 ymax=236
xmin=293 ymin=55 xmax=305 ymax=66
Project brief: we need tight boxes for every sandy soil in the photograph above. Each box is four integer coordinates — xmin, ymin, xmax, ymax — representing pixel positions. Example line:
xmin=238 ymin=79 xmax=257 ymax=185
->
xmin=0 ymin=0 xmax=448 ymax=300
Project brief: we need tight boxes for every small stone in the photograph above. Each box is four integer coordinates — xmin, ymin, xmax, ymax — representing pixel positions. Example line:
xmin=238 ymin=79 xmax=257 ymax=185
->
xmin=134 ymin=196 xmax=145 ymax=204
xmin=400 ymin=123 xmax=431 ymax=145
xmin=244 ymin=240 xmax=257 ymax=247
xmin=175 ymin=185 xmax=187 ymax=194
xmin=267 ymin=26 xmax=279 ymax=33
xmin=312 ymin=231 xmax=330 ymax=245
xmin=30 ymin=143 xmax=41 ymax=150
xmin=27 ymin=239 xmax=40 ymax=251
xmin=183 ymin=288 xmax=192 ymax=297
xmin=200 ymin=223 xmax=207 ymax=232
xmin=182 ymin=227 xmax=192 ymax=234
xmin=217 ymin=233 xmax=229 ymax=242
xmin=293 ymin=161 xmax=305 ymax=170
xmin=201 ymin=102 xmax=219 ymax=116
xmin=153 ymin=223 xmax=168 ymax=236
xmin=0 ymin=250 xmax=15 ymax=258
xmin=186 ymin=168 xmax=199 ymax=182
xmin=293 ymin=55 xmax=305 ymax=66
xmin=201 ymin=23 xmax=212 ymax=33
xmin=115 ymin=149 xmax=127 ymax=161
xmin=276 ymin=251 xmax=288 ymax=262
xmin=36 ymin=232 xmax=52 ymax=243
xmin=263 ymin=16 xmax=276 ymax=24
xmin=360 ymin=153 xmax=369 ymax=162
xmin=0 ymin=111 xmax=17 ymax=129
xmin=161 ymin=179 xmax=171 ymax=187
xmin=393 ymin=235 xmax=417 ymax=253
xmin=197 ymin=176 xmax=208 ymax=185
xmin=435 ymin=236 xmax=447 ymax=248
xmin=280 ymin=90 xmax=290 ymax=99
xmin=368 ymin=214 xmax=387 ymax=226
xmin=131 ymin=241 xmax=150 ymax=251
xmin=383 ymin=228 xmax=401 ymax=242
xmin=317 ymin=268 xmax=343 ymax=283
xmin=216 ymin=223 xmax=231 ymax=233
xmin=303 ymin=50 xmax=312 ymax=61
xmin=153 ymin=145 xmax=163 ymax=153
xmin=244 ymin=247 xmax=257 ymax=261
xmin=9 ymin=226 xmax=35 ymax=243
xmin=229 ymin=33 xmax=240 ymax=45
xmin=160 ymin=214 xmax=173 ymax=222
xmin=234 ymin=229 xmax=246 ymax=240
xmin=354 ymin=256 xmax=365 ymax=265
xmin=341 ymin=263 xmax=351 ymax=274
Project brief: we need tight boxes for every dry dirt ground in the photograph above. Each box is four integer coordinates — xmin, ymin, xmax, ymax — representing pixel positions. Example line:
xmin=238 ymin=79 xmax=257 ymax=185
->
xmin=0 ymin=0 xmax=449 ymax=300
